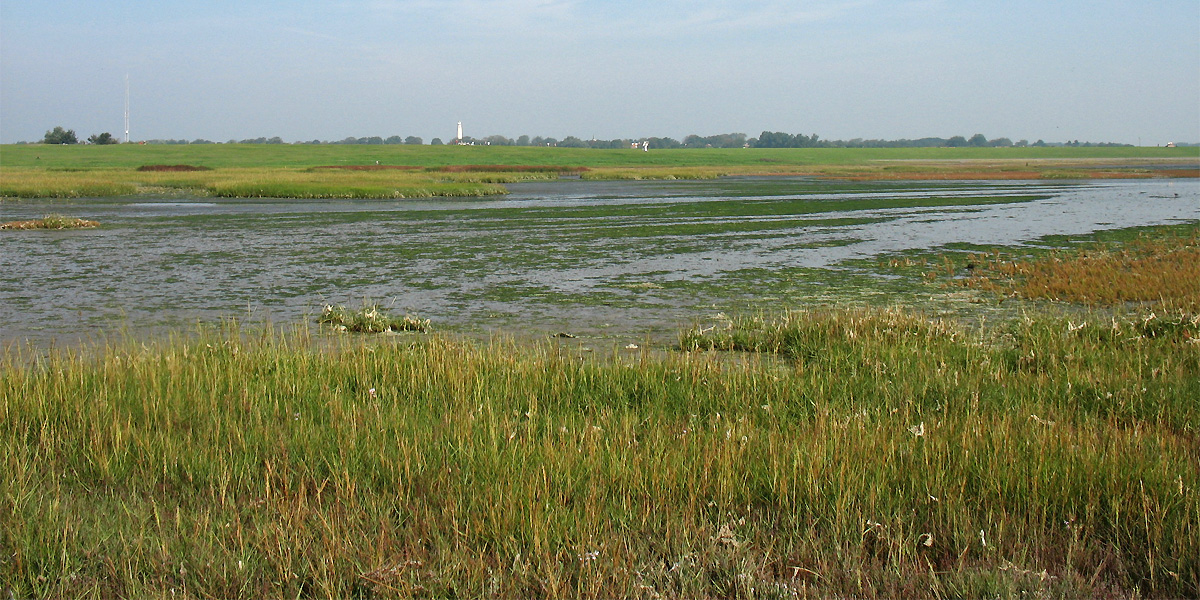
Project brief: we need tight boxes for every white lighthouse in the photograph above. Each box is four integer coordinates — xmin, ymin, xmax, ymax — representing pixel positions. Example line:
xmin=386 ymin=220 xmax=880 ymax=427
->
xmin=456 ymin=121 xmax=463 ymax=144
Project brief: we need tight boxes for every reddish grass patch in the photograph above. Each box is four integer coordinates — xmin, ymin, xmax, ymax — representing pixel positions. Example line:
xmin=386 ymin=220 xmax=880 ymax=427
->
xmin=310 ymin=165 xmax=424 ymax=171
xmin=1158 ymin=168 xmax=1200 ymax=178
xmin=136 ymin=165 xmax=212 ymax=172
xmin=432 ymin=165 xmax=590 ymax=173
xmin=958 ymin=226 xmax=1200 ymax=310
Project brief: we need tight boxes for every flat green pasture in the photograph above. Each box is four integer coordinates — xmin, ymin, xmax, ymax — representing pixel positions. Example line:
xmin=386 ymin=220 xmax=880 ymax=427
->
xmin=2 ymin=143 xmax=1194 ymax=170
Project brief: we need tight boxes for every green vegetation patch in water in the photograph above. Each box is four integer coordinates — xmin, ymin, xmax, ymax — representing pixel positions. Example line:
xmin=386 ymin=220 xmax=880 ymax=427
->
xmin=319 ymin=302 xmax=430 ymax=333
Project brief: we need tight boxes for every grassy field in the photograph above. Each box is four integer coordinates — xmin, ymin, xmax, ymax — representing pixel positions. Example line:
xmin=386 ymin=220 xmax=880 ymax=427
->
xmin=2 ymin=144 xmax=1196 ymax=198
xmin=2 ymin=223 xmax=1198 ymax=598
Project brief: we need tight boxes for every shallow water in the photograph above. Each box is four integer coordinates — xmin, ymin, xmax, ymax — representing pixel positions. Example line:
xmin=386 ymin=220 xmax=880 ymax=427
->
xmin=1 ymin=177 xmax=1196 ymax=344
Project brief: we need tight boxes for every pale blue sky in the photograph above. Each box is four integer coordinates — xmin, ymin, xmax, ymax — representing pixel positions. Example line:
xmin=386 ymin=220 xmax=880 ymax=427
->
xmin=2 ymin=1 xmax=1197 ymax=144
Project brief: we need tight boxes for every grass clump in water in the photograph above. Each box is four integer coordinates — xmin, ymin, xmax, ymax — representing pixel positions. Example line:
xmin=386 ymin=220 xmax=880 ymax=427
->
xmin=0 ymin=214 xmax=99 ymax=230
xmin=319 ymin=302 xmax=430 ymax=333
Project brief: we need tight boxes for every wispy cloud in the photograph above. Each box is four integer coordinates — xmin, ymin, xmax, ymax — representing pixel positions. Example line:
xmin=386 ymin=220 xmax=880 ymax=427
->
xmin=353 ymin=0 xmax=579 ymax=30
xmin=277 ymin=26 xmax=348 ymax=44
xmin=348 ymin=0 xmax=868 ymax=39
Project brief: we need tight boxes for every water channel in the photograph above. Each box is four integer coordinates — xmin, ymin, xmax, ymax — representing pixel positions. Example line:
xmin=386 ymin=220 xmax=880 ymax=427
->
xmin=1 ymin=177 xmax=1196 ymax=345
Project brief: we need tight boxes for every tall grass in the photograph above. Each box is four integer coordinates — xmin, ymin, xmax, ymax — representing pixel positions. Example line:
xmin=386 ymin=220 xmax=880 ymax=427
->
xmin=3 ymin=306 xmax=1197 ymax=598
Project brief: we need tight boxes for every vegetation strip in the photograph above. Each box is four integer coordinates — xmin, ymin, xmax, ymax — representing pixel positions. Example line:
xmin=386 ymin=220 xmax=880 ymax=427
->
xmin=0 ymin=215 xmax=98 ymax=229
xmin=1 ymin=145 xmax=1194 ymax=199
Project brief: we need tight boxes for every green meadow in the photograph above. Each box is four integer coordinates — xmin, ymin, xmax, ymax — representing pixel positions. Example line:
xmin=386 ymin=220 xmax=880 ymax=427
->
xmin=2 ymin=144 xmax=1195 ymax=199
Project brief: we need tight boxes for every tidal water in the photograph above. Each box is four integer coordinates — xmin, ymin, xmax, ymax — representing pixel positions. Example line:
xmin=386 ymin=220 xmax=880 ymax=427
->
xmin=1 ymin=178 xmax=1196 ymax=344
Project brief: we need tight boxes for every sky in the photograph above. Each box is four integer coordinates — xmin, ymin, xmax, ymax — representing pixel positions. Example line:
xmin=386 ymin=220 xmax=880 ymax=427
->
xmin=1 ymin=1 xmax=1198 ymax=145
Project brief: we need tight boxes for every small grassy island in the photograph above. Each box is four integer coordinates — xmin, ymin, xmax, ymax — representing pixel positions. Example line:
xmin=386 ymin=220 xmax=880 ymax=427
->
xmin=0 ymin=214 xmax=99 ymax=229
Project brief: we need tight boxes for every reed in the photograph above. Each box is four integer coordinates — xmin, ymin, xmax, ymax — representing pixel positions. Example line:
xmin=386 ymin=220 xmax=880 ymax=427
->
xmin=2 ymin=304 xmax=1196 ymax=598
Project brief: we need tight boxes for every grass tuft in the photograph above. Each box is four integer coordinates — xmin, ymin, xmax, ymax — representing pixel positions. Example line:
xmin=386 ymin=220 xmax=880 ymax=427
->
xmin=318 ymin=303 xmax=430 ymax=333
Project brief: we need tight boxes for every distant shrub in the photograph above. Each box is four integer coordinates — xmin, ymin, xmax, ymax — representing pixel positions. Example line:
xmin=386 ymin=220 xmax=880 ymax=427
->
xmin=136 ymin=165 xmax=213 ymax=172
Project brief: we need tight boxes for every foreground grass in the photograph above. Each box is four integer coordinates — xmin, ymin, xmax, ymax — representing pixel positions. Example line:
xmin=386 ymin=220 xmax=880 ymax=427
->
xmin=2 ymin=304 xmax=1197 ymax=598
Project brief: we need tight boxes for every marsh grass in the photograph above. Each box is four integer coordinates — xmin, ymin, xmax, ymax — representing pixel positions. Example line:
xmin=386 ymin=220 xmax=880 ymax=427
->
xmin=2 ymin=145 xmax=1194 ymax=199
xmin=2 ymin=304 xmax=1197 ymax=598
xmin=0 ymin=168 xmax=139 ymax=198
xmin=319 ymin=303 xmax=431 ymax=333
xmin=954 ymin=224 xmax=1200 ymax=310
xmin=0 ymin=167 xmax=513 ymax=199
xmin=0 ymin=214 xmax=99 ymax=229
xmin=581 ymin=167 xmax=728 ymax=180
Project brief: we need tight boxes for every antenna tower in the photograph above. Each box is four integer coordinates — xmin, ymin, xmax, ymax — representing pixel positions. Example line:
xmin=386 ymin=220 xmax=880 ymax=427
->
xmin=124 ymin=74 xmax=130 ymax=143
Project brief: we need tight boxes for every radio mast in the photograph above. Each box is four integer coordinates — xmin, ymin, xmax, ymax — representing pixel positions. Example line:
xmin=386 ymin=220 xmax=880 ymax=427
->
xmin=124 ymin=74 xmax=130 ymax=143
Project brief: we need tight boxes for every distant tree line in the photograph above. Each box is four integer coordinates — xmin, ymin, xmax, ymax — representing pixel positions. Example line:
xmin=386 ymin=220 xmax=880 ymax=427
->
xmin=25 ymin=124 xmax=1142 ymax=148
xmin=751 ymin=131 xmax=1133 ymax=149
xmin=39 ymin=126 xmax=119 ymax=145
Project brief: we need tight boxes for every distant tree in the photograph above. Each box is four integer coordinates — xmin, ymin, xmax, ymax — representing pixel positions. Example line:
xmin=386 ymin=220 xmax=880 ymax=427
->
xmin=945 ymin=136 xmax=967 ymax=147
xmin=192 ymin=138 xmax=215 ymax=144
xmin=967 ymin=133 xmax=989 ymax=147
xmin=646 ymin=137 xmax=681 ymax=149
xmin=43 ymin=126 xmax=78 ymax=144
xmin=430 ymin=138 xmax=444 ymax=145
xmin=266 ymin=137 xmax=284 ymax=144
xmin=87 ymin=132 xmax=118 ymax=145
xmin=1015 ymin=139 xmax=1029 ymax=147
xmin=516 ymin=135 xmax=531 ymax=146
xmin=404 ymin=136 xmax=423 ymax=145
xmin=989 ymin=137 xmax=1013 ymax=147
xmin=483 ymin=135 xmax=512 ymax=146
xmin=558 ymin=136 xmax=588 ymax=148
xmin=359 ymin=136 xmax=384 ymax=145
xmin=384 ymin=135 xmax=404 ymax=144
